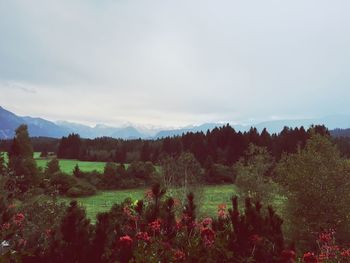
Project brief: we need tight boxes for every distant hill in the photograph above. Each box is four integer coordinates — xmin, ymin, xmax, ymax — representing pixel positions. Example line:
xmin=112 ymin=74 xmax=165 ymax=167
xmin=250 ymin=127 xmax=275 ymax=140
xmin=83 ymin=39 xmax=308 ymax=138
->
xmin=57 ymin=121 xmax=144 ymax=139
xmin=0 ymin=107 xmax=144 ymax=139
xmin=1 ymin=106 xmax=350 ymax=139
xmin=330 ymin=128 xmax=350 ymax=138
xmin=0 ymin=106 xmax=69 ymax=139
xmin=155 ymin=123 xmax=223 ymax=138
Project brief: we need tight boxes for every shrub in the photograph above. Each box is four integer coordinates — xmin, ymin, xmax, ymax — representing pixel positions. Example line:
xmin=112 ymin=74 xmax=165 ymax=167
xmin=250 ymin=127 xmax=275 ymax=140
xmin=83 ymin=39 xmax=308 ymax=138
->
xmin=276 ymin=134 xmax=350 ymax=250
xmin=66 ymin=181 xmax=96 ymax=197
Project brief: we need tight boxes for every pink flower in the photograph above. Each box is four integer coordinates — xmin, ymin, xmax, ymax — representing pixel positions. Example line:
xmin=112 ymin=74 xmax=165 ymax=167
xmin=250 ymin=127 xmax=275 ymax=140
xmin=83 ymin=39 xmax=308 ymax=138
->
xmin=201 ymin=217 xmax=212 ymax=228
xmin=281 ymin=249 xmax=296 ymax=262
xmin=119 ymin=235 xmax=133 ymax=247
xmin=201 ymin=227 xmax=215 ymax=248
xmin=13 ymin=213 xmax=25 ymax=226
xmin=341 ymin=249 xmax=350 ymax=257
xmin=135 ymin=232 xmax=151 ymax=242
xmin=173 ymin=249 xmax=186 ymax=262
xmin=217 ymin=203 xmax=227 ymax=218
xmin=149 ymin=219 xmax=162 ymax=233
xmin=303 ymin=252 xmax=318 ymax=263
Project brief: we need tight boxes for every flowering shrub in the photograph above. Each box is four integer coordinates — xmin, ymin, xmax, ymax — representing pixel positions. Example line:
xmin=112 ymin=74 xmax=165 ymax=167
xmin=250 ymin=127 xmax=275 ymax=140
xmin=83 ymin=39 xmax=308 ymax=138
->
xmin=0 ymin=184 xmax=306 ymax=262
xmin=302 ymin=229 xmax=350 ymax=263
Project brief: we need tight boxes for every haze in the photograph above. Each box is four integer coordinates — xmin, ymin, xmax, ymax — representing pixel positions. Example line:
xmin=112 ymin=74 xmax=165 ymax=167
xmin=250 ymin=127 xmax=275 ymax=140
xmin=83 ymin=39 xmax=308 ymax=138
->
xmin=1 ymin=0 xmax=349 ymax=127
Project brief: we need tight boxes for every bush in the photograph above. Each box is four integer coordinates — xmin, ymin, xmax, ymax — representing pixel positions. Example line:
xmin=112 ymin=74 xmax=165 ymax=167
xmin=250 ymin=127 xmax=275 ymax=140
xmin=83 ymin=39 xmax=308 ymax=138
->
xmin=66 ymin=180 xmax=96 ymax=197
xmin=50 ymin=172 xmax=77 ymax=195
xmin=276 ymin=134 xmax=350 ymax=250
xmin=205 ymin=163 xmax=236 ymax=184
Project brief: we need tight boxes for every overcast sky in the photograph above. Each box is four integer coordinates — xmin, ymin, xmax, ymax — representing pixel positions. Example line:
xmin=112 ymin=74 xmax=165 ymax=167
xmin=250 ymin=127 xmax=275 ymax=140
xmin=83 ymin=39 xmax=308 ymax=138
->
xmin=0 ymin=0 xmax=349 ymax=127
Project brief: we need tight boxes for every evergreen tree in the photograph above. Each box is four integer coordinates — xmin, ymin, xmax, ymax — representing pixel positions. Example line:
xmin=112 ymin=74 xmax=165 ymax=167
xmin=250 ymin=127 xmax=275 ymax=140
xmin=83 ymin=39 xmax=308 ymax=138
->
xmin=73 ymin=164 xmax=81 ymax=178
xmin=8 ymin=125 xmax=38 ymax=193
xmin=45 ymin=158 xmax=60 ymax=175
xmin=50 ymin=201 xmax=92 ymax=263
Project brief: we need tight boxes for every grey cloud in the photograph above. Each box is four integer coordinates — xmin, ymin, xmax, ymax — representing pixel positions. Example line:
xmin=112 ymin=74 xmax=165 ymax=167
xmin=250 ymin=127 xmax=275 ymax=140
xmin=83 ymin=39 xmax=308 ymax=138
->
xmin=0 ymin=0 xmax=350 ymax=126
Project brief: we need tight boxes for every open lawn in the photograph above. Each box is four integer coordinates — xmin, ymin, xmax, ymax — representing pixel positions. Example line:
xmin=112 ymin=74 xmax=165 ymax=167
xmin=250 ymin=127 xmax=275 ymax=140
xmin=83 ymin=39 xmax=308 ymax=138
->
xmin=1 ymin=151 xmax=130 ymax=174
xmin=36 ymin=158 xmax=112 ymax=174
xmin=59 ymin=185 xmax=281 ymax=223
xmin=59 ymin=184 xmax=287 ymax=223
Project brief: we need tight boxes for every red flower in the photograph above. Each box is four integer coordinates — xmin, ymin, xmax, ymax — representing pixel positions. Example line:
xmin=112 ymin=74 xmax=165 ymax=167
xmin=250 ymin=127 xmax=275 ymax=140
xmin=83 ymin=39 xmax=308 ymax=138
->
xmin=149 ymin=219 xmax=162 ymax=233
xmin=217 ymin=204 xmax=227 ymax=218
xmin=281 ymin=249 xmax=296 ymax=261
xmin=119 ymin=235 xmax=133 ymax=247
xmin=318 ymin=232 xmax=332 ymax=244
xmin=303 ymin=252 xmax=318 ymax=263
xmin=201 ymin=227 xmax=215 ymax=248
xmin=201 ymin=217 xmax=212 ymax=228
xmin=173 ymin=249 xmax=186 ymax=262
xmin=135 ymin=232 xmax=151 ymax=242
xmin=341 ymin=249 xmax=350 ymax=257
xmin=13 ymin=213 xmax=25 ymax=226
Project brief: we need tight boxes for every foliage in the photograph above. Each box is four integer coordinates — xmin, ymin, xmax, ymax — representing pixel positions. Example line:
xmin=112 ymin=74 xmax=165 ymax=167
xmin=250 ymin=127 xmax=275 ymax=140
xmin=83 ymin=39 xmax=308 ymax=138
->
xmin=302 ymin=229 xmax=350 ymax=263
xmin=8 ymin=125 xmax=38 ymax=194
xmin=235 ymin=144 xmax=277 ymax=204
xmin=1 ymin=185 xmax=291 ymax=262
xmin=205 ymin=160 xmax=236 ymax=184
xmin=45 ymin=158 xmax=60 ymax=175
xmin=57 ymin=133 xmax=82 ymax=159
xmin=47 ymin=200 xmax=92 ymax=263
xmin=276 ymin=134 xmax=350 ymax=249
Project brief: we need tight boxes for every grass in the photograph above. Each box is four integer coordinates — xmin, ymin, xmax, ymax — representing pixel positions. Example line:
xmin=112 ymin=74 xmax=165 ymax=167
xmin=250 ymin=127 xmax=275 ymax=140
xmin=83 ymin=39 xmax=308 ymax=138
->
xmin=59 ymin=184 xmax=287 ymax=223
xmin=60 ymin=185 xmax=239 ymax=222
xmin=1 ymin=151 xmax=285 ymax=222
xmin=0 ymin=151 xmax=130 ymax=174
xmin=36 ymin=159 xmax=113 ymax=174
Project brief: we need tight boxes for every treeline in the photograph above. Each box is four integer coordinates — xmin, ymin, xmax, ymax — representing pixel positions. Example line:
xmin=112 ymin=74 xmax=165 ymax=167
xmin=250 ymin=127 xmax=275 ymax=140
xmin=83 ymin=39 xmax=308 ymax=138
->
xmin=56 ymin=125 xmax=331 ymax=165
xmin=3 ymin=125 xmax=350 ymax=162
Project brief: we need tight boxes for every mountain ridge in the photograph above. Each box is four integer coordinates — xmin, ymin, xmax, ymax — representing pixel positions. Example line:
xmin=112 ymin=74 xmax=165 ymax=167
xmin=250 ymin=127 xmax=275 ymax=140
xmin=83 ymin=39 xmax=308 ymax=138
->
xmin=1 ymin=106 xmax=350 ymax=139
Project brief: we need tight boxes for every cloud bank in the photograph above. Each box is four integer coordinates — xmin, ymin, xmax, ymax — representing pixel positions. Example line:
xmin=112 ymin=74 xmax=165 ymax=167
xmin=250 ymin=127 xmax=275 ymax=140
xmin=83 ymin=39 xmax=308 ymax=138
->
xmin=1 ymin=0 xmax=349 ymax=126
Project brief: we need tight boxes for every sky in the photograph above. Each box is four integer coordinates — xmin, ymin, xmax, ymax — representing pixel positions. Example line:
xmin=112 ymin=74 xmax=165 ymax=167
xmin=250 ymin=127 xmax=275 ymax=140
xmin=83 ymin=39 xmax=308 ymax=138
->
xmin=0 ymin=0 xmax=350 ymax=128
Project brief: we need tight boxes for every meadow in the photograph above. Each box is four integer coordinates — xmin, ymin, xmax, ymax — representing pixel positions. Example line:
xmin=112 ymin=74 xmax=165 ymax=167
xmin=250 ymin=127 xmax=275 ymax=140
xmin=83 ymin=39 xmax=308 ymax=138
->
xmin=59 ymin=184 xmax=286 ymax=223
xmin=1 ymin=151 xmax=126 ymax=174
xmin=1 ymin=152 xmax=286 ymax=222
xmin=59 ymin=185 xmax=239 ymax=222
xmin=36 ymin=158 xmax=111 ymax=174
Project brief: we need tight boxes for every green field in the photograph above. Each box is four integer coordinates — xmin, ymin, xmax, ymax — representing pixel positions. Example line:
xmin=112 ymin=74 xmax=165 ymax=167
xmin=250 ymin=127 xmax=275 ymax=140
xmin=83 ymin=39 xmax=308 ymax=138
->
xmin=1 ymin=151 xmax=127 ymax=174
xmin=2 ymin=151 xmax=285 ymax=223
xmin=60 ymin=185 xmax=239 ymax=222
xmin=59 ymin=184 xmax=286 ymax=223
xmin=36 ymin=158 xmax=111 ymax=174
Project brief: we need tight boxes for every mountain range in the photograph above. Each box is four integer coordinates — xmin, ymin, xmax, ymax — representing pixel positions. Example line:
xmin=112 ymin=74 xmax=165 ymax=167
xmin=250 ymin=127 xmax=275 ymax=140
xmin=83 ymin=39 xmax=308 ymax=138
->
xmin=1 ymin=106 xmax=350 ymax=139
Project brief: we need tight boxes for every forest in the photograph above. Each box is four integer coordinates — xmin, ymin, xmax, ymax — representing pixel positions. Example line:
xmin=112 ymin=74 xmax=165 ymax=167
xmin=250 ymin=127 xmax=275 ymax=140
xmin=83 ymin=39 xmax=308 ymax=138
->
xmin=1 ymin=124 xmax=350 ymax=262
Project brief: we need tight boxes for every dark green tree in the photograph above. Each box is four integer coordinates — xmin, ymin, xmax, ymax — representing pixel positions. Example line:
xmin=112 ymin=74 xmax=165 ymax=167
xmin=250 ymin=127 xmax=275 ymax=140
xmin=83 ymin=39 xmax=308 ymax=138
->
xmin=50 ymin=201 xmax=92 ymax=263
xmin=8 ymin=124 xmax=38 ymax=193
xmin=45 ymin=158 xmax=60 ymax=175
xmin=73 ymin=164 xmax=81 ymax=178
xmin=276 ymin=134 xmax=350 ymax=249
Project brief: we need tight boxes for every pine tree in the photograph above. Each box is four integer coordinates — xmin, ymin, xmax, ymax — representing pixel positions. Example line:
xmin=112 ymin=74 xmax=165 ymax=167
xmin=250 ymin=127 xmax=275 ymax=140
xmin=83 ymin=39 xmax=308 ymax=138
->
xmin=8 ymin=125 xmax=38 ymax=193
